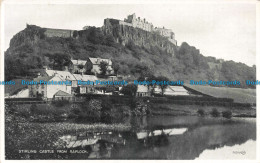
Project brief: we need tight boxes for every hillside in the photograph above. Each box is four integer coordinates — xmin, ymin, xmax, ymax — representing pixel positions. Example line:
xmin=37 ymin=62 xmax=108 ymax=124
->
xmin=5 ymin=24 xmax=256 ymax=88
xmin=185 ymin=84 xmax=256 ymax=104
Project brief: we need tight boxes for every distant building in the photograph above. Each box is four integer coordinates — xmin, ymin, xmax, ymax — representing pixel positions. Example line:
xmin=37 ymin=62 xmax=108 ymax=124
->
xmin=28 ymin=60 xmax=118 ymax=99
xmin=73 ymin=74 xmax=98 ymax=94
xmin=42 ymin=69 xmax=77 ymax=92
xmin=103 ymin=13 xmax=177 ymax=46
xmin=124 ymin=13 xmax=154 ymax=32
xmin=154 ymin=27 xmax=177 ymax=45
xmin=69 ymin=59 xmax=88 ymax=74
xmin=53 ymin=90 xmax=73 ymax=101
xmin=136 ymin=85 xmax=150 ymax=97
xmin=28 ymin=75 xmax=72 ymax=100
xmin=87 ymin=57 xmax=114 ymax=75
xmin=68 ymin=58 xmax=114 ymax=75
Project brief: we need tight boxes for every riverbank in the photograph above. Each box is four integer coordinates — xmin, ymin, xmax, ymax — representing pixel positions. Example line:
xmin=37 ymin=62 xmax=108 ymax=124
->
xmin=150 ymin=103 xmax=256 ymax=118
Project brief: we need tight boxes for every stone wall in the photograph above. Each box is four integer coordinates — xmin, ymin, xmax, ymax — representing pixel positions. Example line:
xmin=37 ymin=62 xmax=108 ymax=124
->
xmin=44 ymin=28 xmax=74 ymax=38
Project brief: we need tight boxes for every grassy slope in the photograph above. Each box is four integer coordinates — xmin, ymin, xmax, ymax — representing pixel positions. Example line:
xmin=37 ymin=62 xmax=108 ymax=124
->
xmin=5 ymin=79 xmax=30 ymax=96
xmin=184 ymin=84 xmax=256 ymax=104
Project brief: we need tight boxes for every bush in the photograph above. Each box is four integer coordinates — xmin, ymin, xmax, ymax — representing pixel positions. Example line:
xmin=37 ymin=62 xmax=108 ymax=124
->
xmin=52 ymin=100 xmax=70 ymax=107
xmin=30 ymin=104 xmax=37 ymax=115
xmin=210 ymin=108 xmax=220 ymax=117
xmin=222 ymin=110 xmax=232 ymax=119
xmin=197 ymin=109 xmax=205 ymax=116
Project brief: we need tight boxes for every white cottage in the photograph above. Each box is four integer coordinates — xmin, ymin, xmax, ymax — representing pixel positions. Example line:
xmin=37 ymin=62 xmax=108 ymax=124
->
xmin=28 ymin=75 xmax=72 ymax=100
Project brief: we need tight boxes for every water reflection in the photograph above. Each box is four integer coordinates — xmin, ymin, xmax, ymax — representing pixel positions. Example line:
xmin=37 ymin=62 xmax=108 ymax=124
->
xmin=56 ymin=116 xmax=256 ymax=159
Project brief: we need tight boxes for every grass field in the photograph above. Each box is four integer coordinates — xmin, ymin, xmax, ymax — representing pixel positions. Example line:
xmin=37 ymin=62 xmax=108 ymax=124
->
xmin=184 ymin=84 xmax=256 ymax=104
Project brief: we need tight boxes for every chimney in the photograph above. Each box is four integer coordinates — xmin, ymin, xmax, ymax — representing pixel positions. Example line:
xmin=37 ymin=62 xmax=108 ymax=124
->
xmin=64 ymin=66 xmax=69 ymax=72
xmin=43 ymin=66 xmax=48 ymax=71
xmin=54 ymin=71 xmax=57 ymax=75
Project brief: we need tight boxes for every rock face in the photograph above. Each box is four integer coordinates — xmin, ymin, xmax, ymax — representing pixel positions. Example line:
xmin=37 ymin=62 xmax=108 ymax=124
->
xmin=9 ymin=25 xmax=45 ymax=50
xmin=102 ymin=19 xmax=176 ymax=55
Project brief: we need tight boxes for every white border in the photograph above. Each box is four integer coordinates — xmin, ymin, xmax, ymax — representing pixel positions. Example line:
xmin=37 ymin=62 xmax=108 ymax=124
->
xmin=0 ymin=0 xmax=259 ymax=163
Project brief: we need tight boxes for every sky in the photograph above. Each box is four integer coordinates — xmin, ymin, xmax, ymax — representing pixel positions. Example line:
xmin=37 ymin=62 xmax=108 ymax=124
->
xmin=3 ymin=2 xmax=256 ymax=66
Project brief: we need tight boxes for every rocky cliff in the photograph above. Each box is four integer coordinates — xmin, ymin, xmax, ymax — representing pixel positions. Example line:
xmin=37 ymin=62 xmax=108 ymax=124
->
xmin=102 ymin=19 xmax=176 ymax=54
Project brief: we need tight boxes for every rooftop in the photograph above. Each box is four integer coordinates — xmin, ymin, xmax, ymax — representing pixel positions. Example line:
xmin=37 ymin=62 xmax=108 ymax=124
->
xmin=54 ymin=90 xmax=73 ymax=97
xmin=89 ymin=57 xmax=112 ymax=65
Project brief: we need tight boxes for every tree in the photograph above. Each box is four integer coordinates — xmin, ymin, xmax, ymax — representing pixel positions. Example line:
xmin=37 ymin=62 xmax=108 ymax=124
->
xmin=77 ymin=64 xmax=84 ymax=74
xmin=85 ymin=62 xmax=93 ymax=75
xmin=99 ymin=61 xmax=108 ymax=75
xmin=48 ymin=53 xmax=71 ymax=70
xmin=120 ymin=84 xmax=138 ymax=96
xmin=112 ymin=63 xmax=120 ymax=75
xmin=103 ymin=34 xmax=115 ymax=46
xmin=156 ymin=76 xmax=169 ymax=95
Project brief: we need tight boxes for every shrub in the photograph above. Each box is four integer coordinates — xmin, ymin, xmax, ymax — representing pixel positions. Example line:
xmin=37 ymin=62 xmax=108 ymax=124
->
xmin=197 ymin=109 xmax=205 ymax=116
xmin=52 ymin=100 xmax=70 ymax=107
xmin=30 ymin=104 xmax=37 ymax=115
xmin=222 ymin=110 xmax=232 ymax=119
xmin=210 ymin=108 xmax=220 ymax=117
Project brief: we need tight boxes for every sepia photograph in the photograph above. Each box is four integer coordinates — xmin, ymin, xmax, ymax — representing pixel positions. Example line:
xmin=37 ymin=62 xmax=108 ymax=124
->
xmin=0 ymin=0 xmax=258 ymax=161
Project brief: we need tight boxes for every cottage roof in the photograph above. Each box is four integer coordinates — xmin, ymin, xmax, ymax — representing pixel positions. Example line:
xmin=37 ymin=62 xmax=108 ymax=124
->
xmin=45 ymin=70 xmax=76 ymax=81
xmin=137 ymin=85 xmax=148 ymax=93
xmin=54 ymin=90 xmax=73 ymax=97
xmin=89 ymin=57 xmax=112 ymax=66
xmin=71 ymin=59 xmax=87 ymax=65
xmin=72 ymin=74 xmax=98 ymax=81
xmin=168 ymin=86 xmax=189 ymax=92
xmin=33 ymin=76 xmax=54 ymax=82
xmin=156 ymin=86 xmax=189 ymax=96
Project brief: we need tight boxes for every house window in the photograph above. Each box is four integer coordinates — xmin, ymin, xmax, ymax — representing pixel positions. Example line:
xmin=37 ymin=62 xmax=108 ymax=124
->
xmin=41 ymin=85 xmax=44 ymax=89
xmin=36 ymin=85 xmax=39 ymax=89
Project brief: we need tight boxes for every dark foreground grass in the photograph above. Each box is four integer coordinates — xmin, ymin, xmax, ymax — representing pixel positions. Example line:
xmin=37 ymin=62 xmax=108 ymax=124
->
xmin=5 ymin=119 xmax=131 ymax=159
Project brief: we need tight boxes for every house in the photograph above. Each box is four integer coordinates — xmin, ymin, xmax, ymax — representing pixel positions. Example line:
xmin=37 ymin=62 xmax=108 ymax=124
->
xmin=69 ymin=59 xmax=88 ymax=74
xmin=28 ymin=75 xmax=72 ymax=100
xmin=53 ymin=90 xmax=73 ymax=101
xmin=69 ymin=58 xmax=114 ymax=75
xmin=136 ymin=85 xmax=150 ymax=97
xmin=87 ymin=57 xmax=114 ymax=75
xmin=41 ymin=69 xmax=77 ymax=93
xmin=73 ymin=74 xmax=98 ymax=94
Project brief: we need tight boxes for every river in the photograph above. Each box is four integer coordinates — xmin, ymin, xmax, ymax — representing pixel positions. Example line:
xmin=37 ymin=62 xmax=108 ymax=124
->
xmin=57 ymin=116 xmax=256 ymax=159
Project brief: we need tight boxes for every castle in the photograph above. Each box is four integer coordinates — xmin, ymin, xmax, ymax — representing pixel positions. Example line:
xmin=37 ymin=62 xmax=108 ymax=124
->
xmin=31 ymin=13 xmax=177 ymax=46
xmin=104 ymin=13 xmax=177 ymax=45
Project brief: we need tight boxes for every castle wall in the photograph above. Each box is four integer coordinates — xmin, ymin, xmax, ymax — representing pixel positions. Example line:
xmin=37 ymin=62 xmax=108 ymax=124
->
xmin=155 ymin=28 xmax=173 ymax=38
xmin=119 ymin=21 xmax=133 ymax=27
xmin=103 ymin=15 xmax=177 ymax=46
xmin=125 ymin=14 xmax=153 ymax=32
xmin=44 ymin=28 xmax=74 ymax=38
